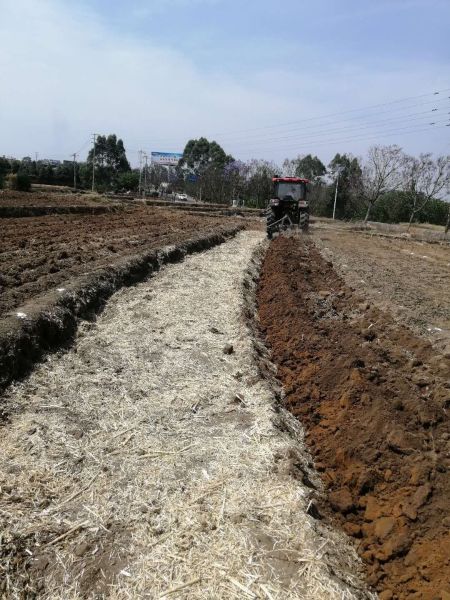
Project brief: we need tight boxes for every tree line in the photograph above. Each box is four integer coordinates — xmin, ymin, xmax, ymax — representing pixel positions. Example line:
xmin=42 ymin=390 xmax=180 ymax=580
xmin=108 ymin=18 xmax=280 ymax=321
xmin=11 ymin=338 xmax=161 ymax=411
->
xmin=0 ymin=135 xmax=134 ymax=193
xmin=1 ymin=133 xmax=449 ymax=231
xmin=178 ymin=138 xmax=450 ymax=232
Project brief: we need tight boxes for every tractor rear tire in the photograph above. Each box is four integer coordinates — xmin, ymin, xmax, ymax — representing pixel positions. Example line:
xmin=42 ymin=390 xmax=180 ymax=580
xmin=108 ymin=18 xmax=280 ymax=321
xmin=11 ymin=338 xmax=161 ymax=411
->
xmin=266 ymin=211 xmax=276 ymax=239
xmin=300 ymin=212 xmax=309 ymax=232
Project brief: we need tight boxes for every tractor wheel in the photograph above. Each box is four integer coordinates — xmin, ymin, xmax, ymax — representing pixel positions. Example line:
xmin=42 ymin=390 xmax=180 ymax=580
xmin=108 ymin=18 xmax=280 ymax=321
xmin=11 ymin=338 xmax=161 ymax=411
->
xmin=300 ymin=211 xmax=309 ymax=232
xmin=266 ymin=211 xmax=276 ymax=239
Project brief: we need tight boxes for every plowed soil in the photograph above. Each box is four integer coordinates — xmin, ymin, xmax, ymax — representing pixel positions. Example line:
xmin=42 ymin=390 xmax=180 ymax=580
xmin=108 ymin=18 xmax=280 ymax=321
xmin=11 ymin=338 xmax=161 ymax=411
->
xmin=257 ymin=235 xmax=450 ymax=600
xmin=0 ymin=207 xmax=242 ymax=317
xmin=0 ymin=190 xmax=112 ymax=207
xmin=314 ymin=226 xmax=450 ymax=354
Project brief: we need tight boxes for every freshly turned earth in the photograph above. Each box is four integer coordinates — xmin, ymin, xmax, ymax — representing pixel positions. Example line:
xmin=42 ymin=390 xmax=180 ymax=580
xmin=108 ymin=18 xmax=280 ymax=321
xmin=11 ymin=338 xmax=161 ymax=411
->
xmin=0 ymin=206 xmax=243 ymax=317
xmin=257 ymin=235 xmax=450 ymax=600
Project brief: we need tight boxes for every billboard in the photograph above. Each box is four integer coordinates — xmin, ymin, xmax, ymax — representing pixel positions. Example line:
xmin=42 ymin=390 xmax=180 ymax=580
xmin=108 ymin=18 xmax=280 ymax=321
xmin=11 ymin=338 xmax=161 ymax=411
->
xmin=151 ymin=151 xmax=183 ymax=166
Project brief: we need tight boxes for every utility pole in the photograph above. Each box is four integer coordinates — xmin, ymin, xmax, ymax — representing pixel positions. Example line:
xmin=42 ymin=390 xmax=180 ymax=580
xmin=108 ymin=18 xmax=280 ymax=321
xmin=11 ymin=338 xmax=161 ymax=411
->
xmin=332 ymin=166 xmax=344 ymax=220
xmin=91 ymin=133 xmax=99 ymax=192
xmin=332 ymin=172 xmax=339 ymax=220
xmin=72 ymin=153 xmax=77 ymax=189
xmin=138 ymin=150 xmax=143 ymax=196
xmin=35 ymin=152 xmax=39 ymax=163
xmin=143 ymin=153 xmax=148 ymax=198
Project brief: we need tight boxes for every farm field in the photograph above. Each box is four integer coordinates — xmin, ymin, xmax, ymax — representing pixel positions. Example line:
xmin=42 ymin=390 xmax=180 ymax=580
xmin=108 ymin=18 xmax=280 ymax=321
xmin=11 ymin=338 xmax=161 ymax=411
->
xmin=0 ymin=190 xmax=115 ymax=208
xmin=314 ymin=224 xmax=450 ymax=354
xmin=0 ymin=205 xmax=244 ymax=318
xmin=257 ymin=231 xmax=450 ymax=599
xmin=0 ymin=213 xmax=448 ymax=599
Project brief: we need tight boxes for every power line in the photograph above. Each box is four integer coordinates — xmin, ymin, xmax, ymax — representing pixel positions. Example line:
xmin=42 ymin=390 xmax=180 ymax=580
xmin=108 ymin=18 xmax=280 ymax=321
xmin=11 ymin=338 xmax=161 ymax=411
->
xmin=236 ymin=122 xmax=449 ymax=155
xmin=216 ymin=100 xmax=450 ymax=144
xmin=131 ymin=90 xmax=450 ymax=151
xmin=208 ymin=87 xmax=450 ymax=138
xmin=223 ymin=108 xmax=450 ymax=148
xmin=238 ymin=121 xmax=448 ymax=153
xmin=74 ymin=137 xmax=92 ymax=156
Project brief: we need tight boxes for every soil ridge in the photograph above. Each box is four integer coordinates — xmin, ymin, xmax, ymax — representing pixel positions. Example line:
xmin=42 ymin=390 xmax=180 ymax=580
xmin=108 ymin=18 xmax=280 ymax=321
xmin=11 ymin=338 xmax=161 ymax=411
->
xmin=0 ymin=226 xmax=243 ymax=392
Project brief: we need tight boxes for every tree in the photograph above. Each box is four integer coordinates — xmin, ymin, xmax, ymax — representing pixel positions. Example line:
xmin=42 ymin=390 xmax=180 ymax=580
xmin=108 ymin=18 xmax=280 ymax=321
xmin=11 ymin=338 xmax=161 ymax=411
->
xmin=0 ymin=157 xmax=10 ymax=189
xmin=86 ymin=134 xmax=131 ymax=191
xmin=180 ymin=137 xmax=233 ymax=175
xmin=282 ymin=154 xmax=326 ymax=182
xmin=326 ymin=153 xmax=363 ymax=219
xmin=53 ymin=162 xmax=76 ymax=186
xmin=223 ymin=160 xmax=249 ymax=204
xmin=244 ymin=159 xmax=279 ymax=207
xmin=180 ymin=138 xmax=233 ymax=176
xmin=401 ymin=153 xmax=450 ymax=230
xmin=148 ymin=164 xmax=168 ymax=190
xmin=179 ymin=137 xmax=233 ymax=201
xmin=37 ymin=163 xmax=54 ymax=184
xmin=360 ymin=145 xmax=404 ymax=222
xmin=115 ymin=171 xmax=140 ymax=192
xmin=9 ymin=172 xmax=31 ymax=191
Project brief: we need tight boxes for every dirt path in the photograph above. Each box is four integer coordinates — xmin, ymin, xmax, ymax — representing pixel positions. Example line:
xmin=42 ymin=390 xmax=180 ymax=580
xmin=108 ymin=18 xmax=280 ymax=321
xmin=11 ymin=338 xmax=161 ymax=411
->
xmin=0 ymin=231 xmax=369 ymax=599
xmin=257 ymin=234 xmax=450 ymax=600
xmin=313 ymin=225 xmax=450 ymax=354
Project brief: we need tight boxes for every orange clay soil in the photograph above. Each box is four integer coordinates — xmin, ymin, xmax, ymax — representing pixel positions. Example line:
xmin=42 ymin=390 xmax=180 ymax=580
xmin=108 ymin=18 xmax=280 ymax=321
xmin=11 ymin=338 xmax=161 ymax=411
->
xmin=257 ymin=235 xmax=450 ymax=600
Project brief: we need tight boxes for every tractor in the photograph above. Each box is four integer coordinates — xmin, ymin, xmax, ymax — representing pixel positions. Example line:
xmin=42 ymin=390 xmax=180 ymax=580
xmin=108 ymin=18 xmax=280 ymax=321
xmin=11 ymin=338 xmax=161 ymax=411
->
xmin=266 ymin=177 xmax=309 ymax=239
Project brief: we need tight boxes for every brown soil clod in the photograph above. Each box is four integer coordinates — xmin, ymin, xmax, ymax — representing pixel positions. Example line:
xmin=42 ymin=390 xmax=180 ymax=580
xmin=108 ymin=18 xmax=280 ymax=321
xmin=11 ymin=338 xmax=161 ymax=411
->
xmin=257 ymin=235 xmax=450 ymax=600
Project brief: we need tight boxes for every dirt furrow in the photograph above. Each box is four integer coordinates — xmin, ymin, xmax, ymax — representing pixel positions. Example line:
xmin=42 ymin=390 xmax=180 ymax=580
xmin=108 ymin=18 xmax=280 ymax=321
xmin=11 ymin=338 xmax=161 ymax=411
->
xmin=257 ymin=234 xmax=450 ymax=600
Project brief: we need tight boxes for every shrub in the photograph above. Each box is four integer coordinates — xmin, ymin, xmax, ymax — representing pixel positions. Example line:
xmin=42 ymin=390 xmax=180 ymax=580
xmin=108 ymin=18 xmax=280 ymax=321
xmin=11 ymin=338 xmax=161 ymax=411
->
xmin=9 ymin=172 xmax=31 ymax=192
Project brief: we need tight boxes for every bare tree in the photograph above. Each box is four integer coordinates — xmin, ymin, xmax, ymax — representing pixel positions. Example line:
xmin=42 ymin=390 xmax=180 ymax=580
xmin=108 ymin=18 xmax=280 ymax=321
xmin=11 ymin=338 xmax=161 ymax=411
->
xmin=401 ymin=154 xmax=450 ymax=231
xmin=445 ymin=204 xmax=450 ymax=237
xmin=360 ymin=145 xmax=404 ymax=222
xmin=282 ymin=157 xmax=297 ymax=177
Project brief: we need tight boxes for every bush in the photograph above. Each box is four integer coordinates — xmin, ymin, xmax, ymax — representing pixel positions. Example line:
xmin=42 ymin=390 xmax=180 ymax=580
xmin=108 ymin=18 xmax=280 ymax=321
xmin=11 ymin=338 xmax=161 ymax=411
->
xmin=9 ymin=172 xmax=31 ymax=192
xmin=115 ymin=171 xmax=139 ymax=192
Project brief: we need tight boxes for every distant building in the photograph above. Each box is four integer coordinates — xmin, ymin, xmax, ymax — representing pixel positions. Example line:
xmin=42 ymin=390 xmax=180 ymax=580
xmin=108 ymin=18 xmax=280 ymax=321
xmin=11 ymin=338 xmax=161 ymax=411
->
xmin=41 ymin=159 xmax=61 ymax=166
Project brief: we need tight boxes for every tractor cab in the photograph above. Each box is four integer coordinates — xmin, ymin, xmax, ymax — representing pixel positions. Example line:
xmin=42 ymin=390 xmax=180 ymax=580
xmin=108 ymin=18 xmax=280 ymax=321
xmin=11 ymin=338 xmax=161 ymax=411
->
xmin=271 ymin=177 xmax=308 ymax=205
xmin=266 ymin=177 xmax=310 ymax=238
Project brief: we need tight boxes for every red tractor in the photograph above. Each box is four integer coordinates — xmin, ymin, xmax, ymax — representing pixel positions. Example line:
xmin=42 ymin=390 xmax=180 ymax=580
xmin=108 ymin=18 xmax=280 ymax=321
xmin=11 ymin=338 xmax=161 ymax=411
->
xmin=266 ymin=177 xmax=309 ymax=239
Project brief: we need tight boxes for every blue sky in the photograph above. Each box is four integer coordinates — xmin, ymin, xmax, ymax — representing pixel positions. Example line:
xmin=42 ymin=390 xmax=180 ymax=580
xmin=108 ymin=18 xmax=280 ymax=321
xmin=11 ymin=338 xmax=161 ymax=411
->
xmin=0 ymin=0 xmax=449 ymax=166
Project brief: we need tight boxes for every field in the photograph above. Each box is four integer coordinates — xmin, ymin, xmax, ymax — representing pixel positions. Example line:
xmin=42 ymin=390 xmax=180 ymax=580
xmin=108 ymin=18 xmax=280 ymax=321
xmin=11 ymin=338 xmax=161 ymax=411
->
xmin=0 ymin=190 xmax=114 ymax=207
xmin=314 ymin=222 xmax=450 ymax=354
xmin=0 ymin=205 xmax=244 ymax=318
xmin=258 ymin=227 xmax=450 ymax=599
xmin=0 ymin=201 xmax=449 ymax=599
